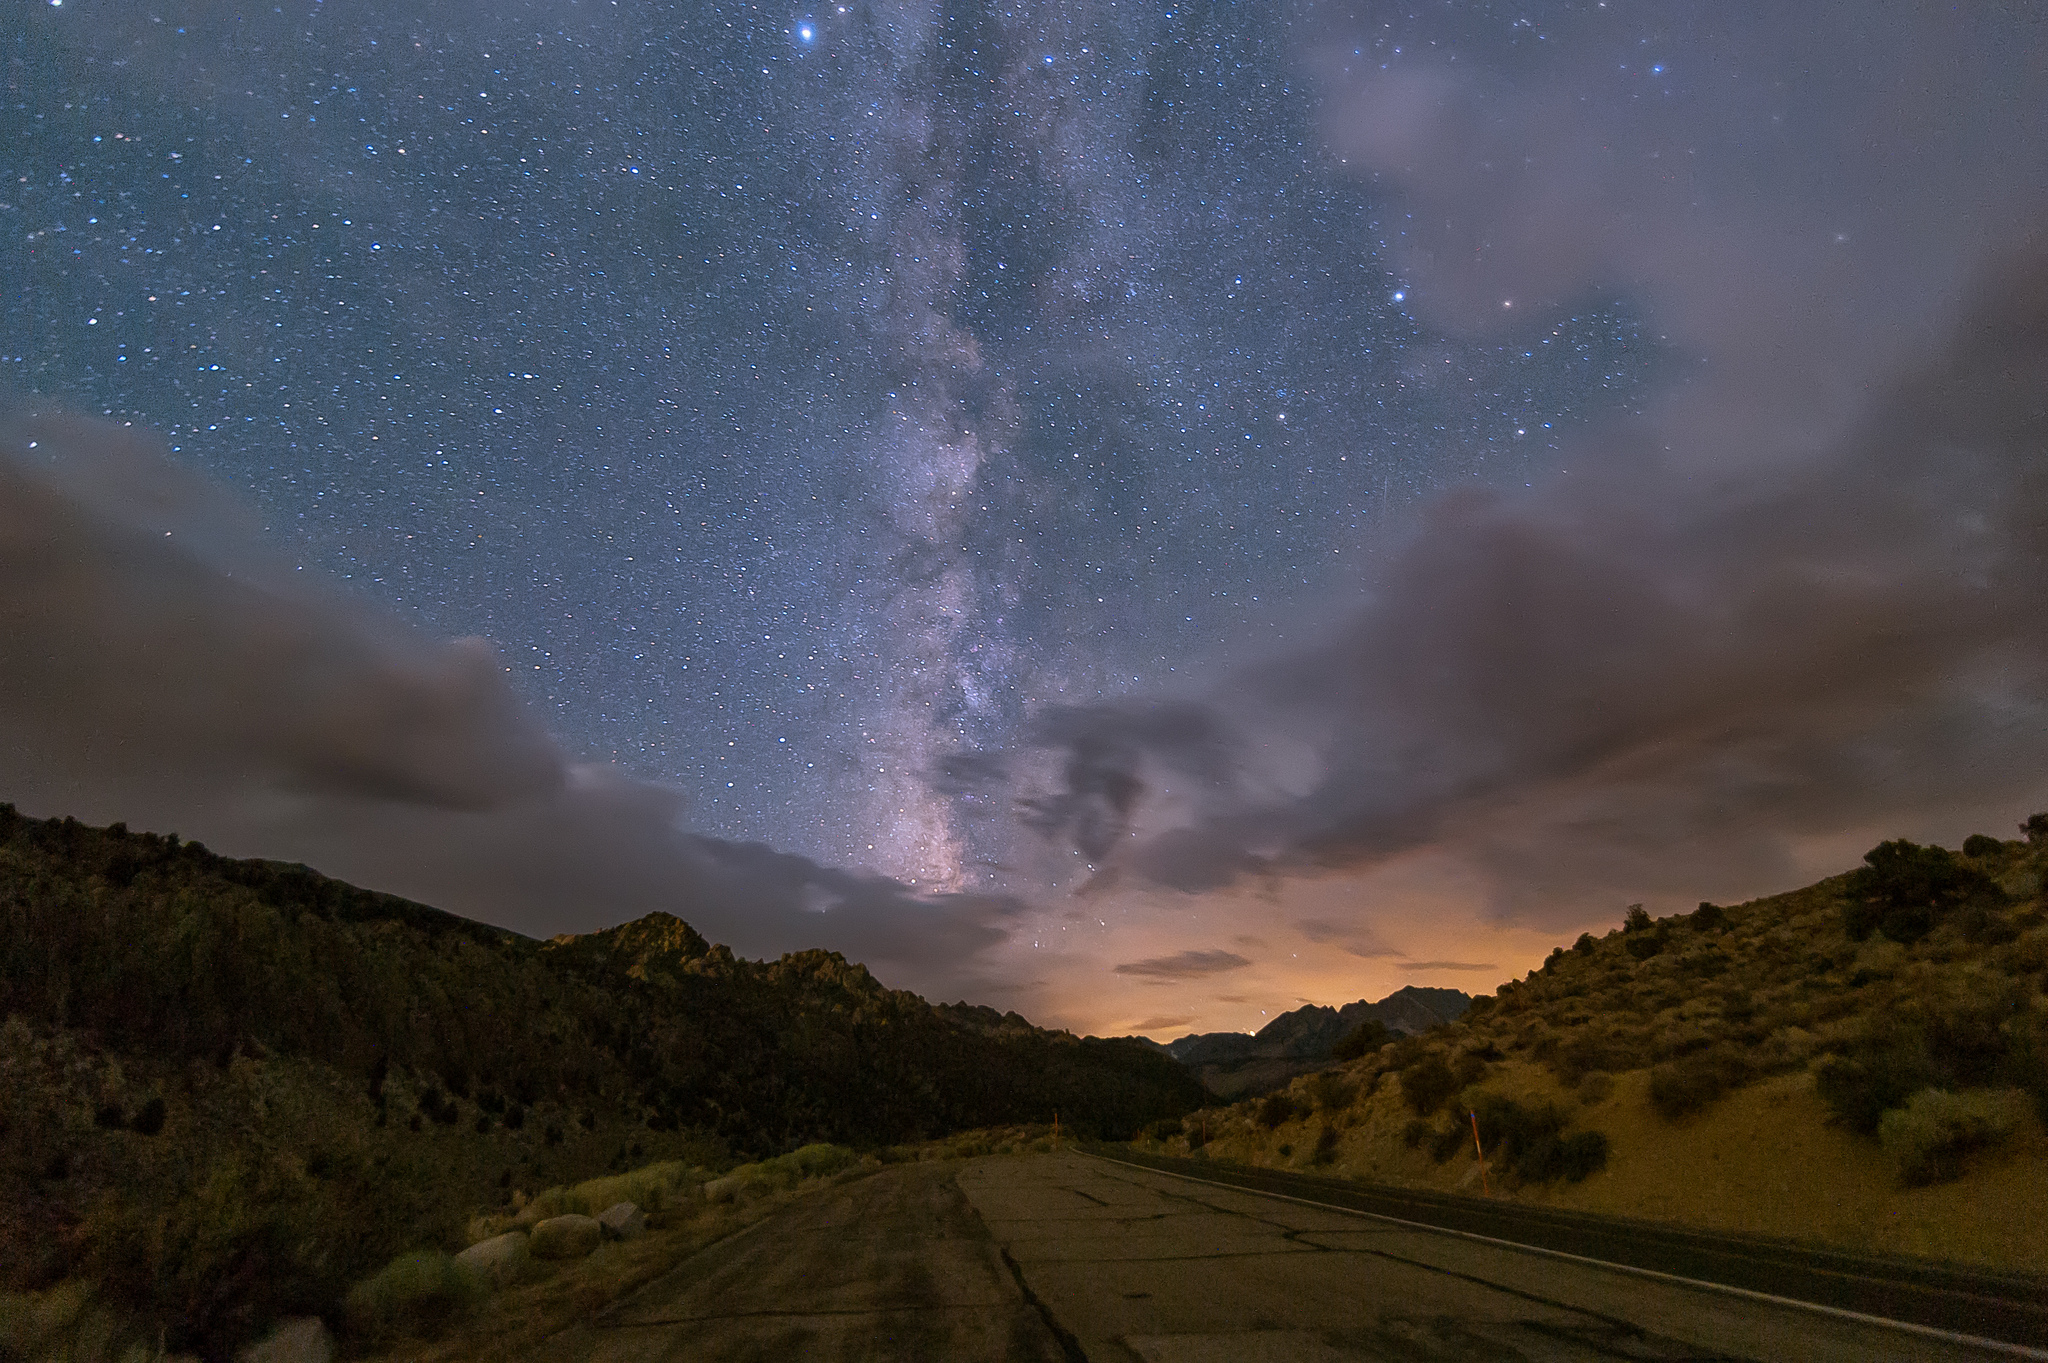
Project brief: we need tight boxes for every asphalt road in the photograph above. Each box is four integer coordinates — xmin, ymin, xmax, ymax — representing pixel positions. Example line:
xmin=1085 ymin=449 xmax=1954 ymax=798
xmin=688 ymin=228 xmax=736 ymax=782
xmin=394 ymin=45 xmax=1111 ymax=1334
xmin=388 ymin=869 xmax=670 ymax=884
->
xmin=531 ymin=1152 xmax=2044 ymax=1361
xmin=1092 ymin=1145 xmax=2048 ymax=1351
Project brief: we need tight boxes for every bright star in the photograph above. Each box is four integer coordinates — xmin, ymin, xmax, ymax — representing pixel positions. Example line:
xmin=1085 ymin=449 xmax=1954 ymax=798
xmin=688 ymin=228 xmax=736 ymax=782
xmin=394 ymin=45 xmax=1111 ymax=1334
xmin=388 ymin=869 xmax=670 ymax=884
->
xmin=799 ymin=24 xmax=814 ymax=41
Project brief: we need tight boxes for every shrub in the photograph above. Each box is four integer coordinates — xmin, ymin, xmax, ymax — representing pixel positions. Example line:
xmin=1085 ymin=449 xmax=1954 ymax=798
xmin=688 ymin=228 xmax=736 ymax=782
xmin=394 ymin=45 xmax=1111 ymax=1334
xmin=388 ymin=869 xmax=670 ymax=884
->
xmin=782 ymin=1142 xmax=860 ymax=1180
xmin=1312 ymin=1124 xmax=1340 ymax=1165
xmin=1691 ymin=902 xmax=1729 ymax=933
xmin=516 ymin=1158 xmax=719 ymax=1224
xmin=1401 ymin=1118 xmax=1435 ymax=1149
xmin=1648 ymin=1045 xmax=1753 ymax=1121
xmin=344 ymin=1251 xmax=487 ymax=1342
xmin=1963 ymin=833 xmax=2003 ymax=859
xmin=1256 ymin=1092 xmax=1297 ymax=1129
xmin=1624 ymin=905 xmax=1653 ymax=934
xmin=1572 ymin=933 xmax=1599 ymax=956
xmin=1999 ymin=1017 xmax=2048 ymax=1124
xmin=1332 ymin=1018 xmax=1392 ymax=1062
xmin=2023 ymin=812 xmax=2048 ymax=846
xmin=1429 ymin=1120 xmax=1470 ymax=1163
xmin=1625 ymin=928 xmax=1667 ymax=961
xmin=1147 ymin=1116 xmax=1184 ymax=1140
xmin=1398 ymin=1054 xmax=1459 ymax=1116
xmin=1815 ymin=1032 xmax=1940 ymax=1134
xmin=1552 ymin=1032 xmax=1641 ymax=1085
xmin=1957 ymin=904 xmax=2020 ymax=945
xmin=1305 ymin=1071 xmax=1355 ymax=1113
xmin=1842 ymin=840 xmax=1998 ymax=945
xmin=130 ymin=1096 xmax=166 ymax=1136
xmin=1877 ymin=1088 xmax=2026 ymax=1185
xmin=1470 ymin=1095 xmax=1608 ymax=1184
xmin=1549 ymin=1131 xmax=1610 ymax=1183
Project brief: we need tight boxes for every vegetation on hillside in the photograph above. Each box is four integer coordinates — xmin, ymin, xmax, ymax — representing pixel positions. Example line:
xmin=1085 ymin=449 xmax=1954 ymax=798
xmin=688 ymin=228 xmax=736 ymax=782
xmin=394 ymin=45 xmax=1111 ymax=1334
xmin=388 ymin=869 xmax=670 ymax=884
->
xmin=1138 ymin=817 xmax=2048 ymax=1216
xmin=0 ymin=805 xmax=1203 ymax=1359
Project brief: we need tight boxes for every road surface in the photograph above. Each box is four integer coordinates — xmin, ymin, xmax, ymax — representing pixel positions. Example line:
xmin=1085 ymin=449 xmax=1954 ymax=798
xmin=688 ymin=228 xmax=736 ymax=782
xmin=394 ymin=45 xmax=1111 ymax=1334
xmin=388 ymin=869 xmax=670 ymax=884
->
xmin=526 ymin=1151 xmax=2041 ymax=1361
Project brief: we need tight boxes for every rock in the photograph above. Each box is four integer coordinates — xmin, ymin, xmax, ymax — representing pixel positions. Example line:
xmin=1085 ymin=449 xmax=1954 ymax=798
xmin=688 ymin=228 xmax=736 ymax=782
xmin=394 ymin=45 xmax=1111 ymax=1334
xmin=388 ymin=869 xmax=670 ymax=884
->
xmin=454 ymin=1230 xmax=529 ymax=1284
xmin=597 ymin=1201 xmax=645 ymax=1240
xmin=233 ymin=1316 xmax=333 ymax=1363
xmin=703 ymin=1175 xmax=743 ymax=1204
xmin=528 ymin=1214 xmax=603 ymax=1259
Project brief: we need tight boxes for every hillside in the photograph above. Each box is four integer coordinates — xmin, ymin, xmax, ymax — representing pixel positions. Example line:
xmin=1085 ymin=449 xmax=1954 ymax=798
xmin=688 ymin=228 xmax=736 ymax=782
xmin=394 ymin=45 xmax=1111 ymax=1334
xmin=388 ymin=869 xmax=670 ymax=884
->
xmin=0 ymin=805 xmax=1204 ymax=1358
xmin=1134 ymin=818 xmax=2048 ymax=1272
xmin=1165 ymin=987 xmax=1473 ymax=1098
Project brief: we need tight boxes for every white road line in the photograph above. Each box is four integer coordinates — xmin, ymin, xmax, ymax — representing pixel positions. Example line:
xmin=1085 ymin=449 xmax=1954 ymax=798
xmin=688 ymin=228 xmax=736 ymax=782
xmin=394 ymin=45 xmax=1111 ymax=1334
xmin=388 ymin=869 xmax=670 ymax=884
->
xmin=1080 ymin=1150 xmax=2048 ymax=1362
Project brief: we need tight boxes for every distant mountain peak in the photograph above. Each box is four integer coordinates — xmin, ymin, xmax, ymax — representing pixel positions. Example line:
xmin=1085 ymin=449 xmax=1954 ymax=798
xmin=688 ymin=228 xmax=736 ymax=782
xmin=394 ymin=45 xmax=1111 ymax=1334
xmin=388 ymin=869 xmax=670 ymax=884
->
xmin=1161 ymin=985 xmax=1474 ymax=1097
xmin=546 ymin=910 xmax=715 ymax=981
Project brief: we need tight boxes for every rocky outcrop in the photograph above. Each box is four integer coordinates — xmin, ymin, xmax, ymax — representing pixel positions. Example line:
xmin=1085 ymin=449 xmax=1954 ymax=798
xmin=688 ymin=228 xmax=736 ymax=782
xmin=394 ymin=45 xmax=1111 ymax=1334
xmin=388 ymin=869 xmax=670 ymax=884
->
xmin=232 ymin=1317 xmax=333 ymax=1363
xmin=597 ymin=1201 xmax=646 ymax=1240
xmin=528 ymin=1214 xmax=603 ymax=1260
xmin=454 ymin=1230 xmax=530 ymax=1283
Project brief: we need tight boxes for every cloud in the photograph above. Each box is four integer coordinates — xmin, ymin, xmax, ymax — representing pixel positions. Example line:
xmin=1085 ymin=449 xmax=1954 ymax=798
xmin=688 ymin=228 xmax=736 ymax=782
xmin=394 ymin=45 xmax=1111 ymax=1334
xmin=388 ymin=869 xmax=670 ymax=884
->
xmin=996 ymin=4 xmax=2048 ymax=926
xmin=1397 ymin=961 xmax=1499 ymax=974
xmin=1295 ymin=917 xmax=1403 ymax=958
xmin=0 ymin=406 xmax=1022 ymax=998
xmin=1131 ymin=1016 xmax=1195 ymax=1033
xmin=1011 ymin=702 xmax=1234 ymax=864
xmin=1112 ymin=949 xmax=1253 ymax=980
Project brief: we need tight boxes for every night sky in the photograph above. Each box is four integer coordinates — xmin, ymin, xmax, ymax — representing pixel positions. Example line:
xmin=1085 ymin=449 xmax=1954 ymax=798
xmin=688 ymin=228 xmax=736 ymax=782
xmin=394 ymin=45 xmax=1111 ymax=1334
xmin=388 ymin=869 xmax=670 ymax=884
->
xmin=5 ymin=2 xmax=2045 ymax=1036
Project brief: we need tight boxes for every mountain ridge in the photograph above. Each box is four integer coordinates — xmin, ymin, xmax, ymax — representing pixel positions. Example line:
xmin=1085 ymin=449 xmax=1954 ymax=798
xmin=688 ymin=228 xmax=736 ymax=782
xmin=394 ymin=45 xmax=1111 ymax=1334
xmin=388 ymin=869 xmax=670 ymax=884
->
xmin=1163 ymin=986 xmax=1473 ymax=1097
xmin=0 ymin=803 xmax=1205 ymax=1358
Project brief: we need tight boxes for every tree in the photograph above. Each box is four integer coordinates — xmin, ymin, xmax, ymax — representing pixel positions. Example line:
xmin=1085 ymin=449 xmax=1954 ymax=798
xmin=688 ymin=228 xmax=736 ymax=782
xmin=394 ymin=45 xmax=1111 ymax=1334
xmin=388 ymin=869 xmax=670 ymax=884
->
xmin=1842 ymin=840 xmax=1997 ymax=945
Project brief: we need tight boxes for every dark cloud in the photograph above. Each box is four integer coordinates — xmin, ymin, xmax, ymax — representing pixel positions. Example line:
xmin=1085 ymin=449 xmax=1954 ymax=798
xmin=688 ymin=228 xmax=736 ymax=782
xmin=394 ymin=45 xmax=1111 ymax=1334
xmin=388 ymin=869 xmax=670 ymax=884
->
xmin=1294 ymin=918 xmax=1402 ymax=959
xmin=1012 ymin=702 xmax=1234 ymax=865
xmin=1007 ymin=2 xmax=2048 ymax=923
xmin=0 ymin=406 xmax=1021 ymax=997
xmin=1112 ymin=949 xmax=1253 ymax=980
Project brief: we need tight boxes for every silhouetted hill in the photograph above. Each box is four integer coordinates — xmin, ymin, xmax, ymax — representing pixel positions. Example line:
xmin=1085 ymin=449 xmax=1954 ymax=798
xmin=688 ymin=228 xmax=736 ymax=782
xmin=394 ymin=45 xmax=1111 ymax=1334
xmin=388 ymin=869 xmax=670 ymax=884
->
xmin=1166 ymin=986 xmax=1473 ymax=1097
xmin=0 ymin=804 xmax=1203 ymax=1357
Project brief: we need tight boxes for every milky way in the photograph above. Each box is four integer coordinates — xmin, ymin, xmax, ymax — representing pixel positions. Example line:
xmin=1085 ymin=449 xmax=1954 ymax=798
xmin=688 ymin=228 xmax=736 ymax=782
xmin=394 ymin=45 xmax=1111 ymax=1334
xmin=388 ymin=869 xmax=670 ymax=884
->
xmin=4 ymin=0 xmax=1653 ymax=889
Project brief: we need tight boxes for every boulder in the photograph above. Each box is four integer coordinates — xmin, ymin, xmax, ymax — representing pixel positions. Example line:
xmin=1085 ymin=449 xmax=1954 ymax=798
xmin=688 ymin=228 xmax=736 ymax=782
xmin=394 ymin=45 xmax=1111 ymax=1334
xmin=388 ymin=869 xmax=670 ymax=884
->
xmin=597 ymin=1201 xmax=646 ymax=1240
xmin=703 ymin=1175 xmax=742 ymax=1204
xmin=528 ymin=1214 xmax=603 ymax=1260
xmin=454 ymin=1230 xmax=529 ymax=1284
xmin=233 ymin=1316 xmax=333 ymax=1363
